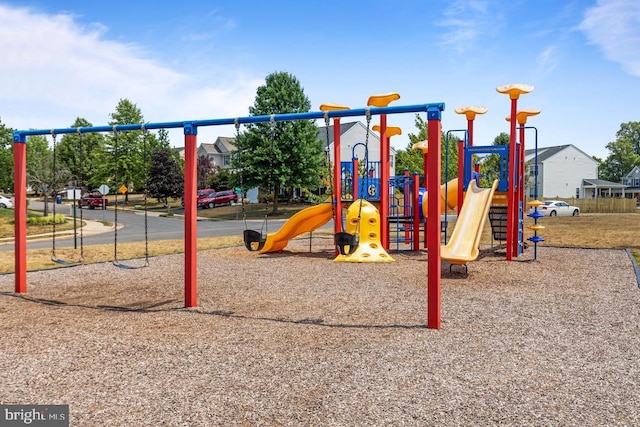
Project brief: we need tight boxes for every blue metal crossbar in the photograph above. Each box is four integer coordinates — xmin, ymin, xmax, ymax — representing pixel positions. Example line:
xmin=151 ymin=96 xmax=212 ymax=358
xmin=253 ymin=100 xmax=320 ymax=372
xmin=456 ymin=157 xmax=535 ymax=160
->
xmin=13 ymin=103 xmax=445 ymax=141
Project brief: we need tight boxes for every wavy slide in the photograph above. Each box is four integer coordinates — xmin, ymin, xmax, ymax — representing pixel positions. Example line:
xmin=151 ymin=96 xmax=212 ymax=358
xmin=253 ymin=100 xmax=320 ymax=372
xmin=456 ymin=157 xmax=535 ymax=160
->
xmin=259 ymin=202 xmax=334 ymax=253
xmin=440 ymin=179 xmax=498 ymax=265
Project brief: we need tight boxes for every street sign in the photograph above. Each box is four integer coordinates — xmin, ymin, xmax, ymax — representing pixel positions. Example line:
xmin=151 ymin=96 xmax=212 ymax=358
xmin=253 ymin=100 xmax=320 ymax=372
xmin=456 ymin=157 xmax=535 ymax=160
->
xmin=98 ymin=184 xmax=110 ymax=195
xmin=119 ymin=184 xmax=128 ymax=194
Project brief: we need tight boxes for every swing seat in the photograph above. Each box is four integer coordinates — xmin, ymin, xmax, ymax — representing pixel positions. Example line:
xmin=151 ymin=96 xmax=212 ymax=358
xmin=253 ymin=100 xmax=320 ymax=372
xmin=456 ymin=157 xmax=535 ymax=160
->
xmin=334 ymin=232 xmax=359 ymax=256
xmin=112 ymin=260 xmax=148 ymax=270
xmin=244 ymin=229 xmax=266 ymax=252
xmin=51 ymin=257 xmax=80 ymax=266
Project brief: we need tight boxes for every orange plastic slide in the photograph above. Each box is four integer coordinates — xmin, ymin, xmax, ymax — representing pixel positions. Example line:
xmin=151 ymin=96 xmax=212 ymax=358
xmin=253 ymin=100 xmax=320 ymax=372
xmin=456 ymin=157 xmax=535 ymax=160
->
xmin=422 ymin=178 xmax=459 ymax=218
xmin=259 ymin=202 xmax=334 ymax=253
xmin=440 ymin=180 xmax=499 ymax=265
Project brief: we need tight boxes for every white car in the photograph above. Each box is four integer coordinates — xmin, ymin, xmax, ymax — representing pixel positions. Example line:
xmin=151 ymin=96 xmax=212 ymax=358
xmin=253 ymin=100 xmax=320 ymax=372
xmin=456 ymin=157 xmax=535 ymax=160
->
xmin=532 ymin=200 xmax=579 ymax=217
xmin=0 ymin=195 xmax=13 ymax=209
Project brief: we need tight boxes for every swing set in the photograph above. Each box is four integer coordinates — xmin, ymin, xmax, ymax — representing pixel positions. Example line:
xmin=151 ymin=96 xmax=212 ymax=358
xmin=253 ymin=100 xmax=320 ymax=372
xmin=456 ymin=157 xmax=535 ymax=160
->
xmin=12 ymin=102 xmax=446 ymax=329
xmin=46 ymin=125 xmax=152 ymax=269
xmin=50 ymin=130 xmax=84 ymax=265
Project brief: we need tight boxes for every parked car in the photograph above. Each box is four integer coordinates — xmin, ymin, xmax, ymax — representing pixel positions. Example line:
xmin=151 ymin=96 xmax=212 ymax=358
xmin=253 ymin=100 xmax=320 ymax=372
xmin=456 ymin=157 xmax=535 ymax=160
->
xmin=198 ymin=190 xmax=238 ymax=208
xmin=78 ymin=191 xmax=109 ymax=209
xmin=181 ymin=189 xmax=215 ymax=207
xmin=532 ymin=200 xmax=580 ymax=217
xmin=0 ymin=195 xmax=13 ymax=209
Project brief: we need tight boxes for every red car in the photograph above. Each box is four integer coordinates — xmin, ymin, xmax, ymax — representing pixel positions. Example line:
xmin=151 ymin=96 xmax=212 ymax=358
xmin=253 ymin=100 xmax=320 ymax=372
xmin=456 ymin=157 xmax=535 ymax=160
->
xmin=78 ymin=192 xmax=109 ymax=209
xmin=181 ymin=189 xmax=215 ymax=207
xmin=198 ymin=190 xmax=238 ymax=208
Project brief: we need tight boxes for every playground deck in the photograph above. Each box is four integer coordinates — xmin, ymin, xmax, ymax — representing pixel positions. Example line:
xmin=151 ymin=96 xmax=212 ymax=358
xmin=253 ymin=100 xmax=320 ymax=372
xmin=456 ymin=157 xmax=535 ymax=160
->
xmin=1 ymin=241 xmax=638 ymax=426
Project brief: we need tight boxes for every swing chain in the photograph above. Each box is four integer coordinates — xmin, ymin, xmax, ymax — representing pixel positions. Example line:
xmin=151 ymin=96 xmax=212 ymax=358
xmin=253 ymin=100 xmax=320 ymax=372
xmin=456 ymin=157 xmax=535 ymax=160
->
xmin=235 ymin=118 xmax=249 ymax=227
xmin=263 ymin=115 xmax=276 ymax=235
xmin=323 ymin=111 xmax=337 ymax=223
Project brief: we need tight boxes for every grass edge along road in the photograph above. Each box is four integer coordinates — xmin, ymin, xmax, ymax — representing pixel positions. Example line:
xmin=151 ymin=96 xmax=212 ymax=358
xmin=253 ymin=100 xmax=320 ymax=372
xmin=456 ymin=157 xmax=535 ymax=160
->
xmin=1 ymin=206 xmax=639 ymax=273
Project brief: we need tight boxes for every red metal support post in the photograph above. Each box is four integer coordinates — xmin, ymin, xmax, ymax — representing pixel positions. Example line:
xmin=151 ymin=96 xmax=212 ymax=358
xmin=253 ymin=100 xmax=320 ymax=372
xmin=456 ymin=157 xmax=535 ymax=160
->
xmin=506 ymin=97 xmax=518 ymax=260
xmin=427 ymin=106 xmax=443 ymax=329
xmin=184 ymin=126 xmax=198 ymax=307
xmin=457 ymin=139 xmax=464 ymax=211
xmin=367 ymin=93 xmax=400 ymax=250
xmin=13 ymin=134 xmax=27 ymax=293
xmin=333 ymin=118 xmax=343 ymax=244
xmin=497 ymin=84 xmax=533 ymax=260
xmin=379 ymin=114 xmax=390 ymax=250
xmin=352 ymin=158 xmax=359 ymax=201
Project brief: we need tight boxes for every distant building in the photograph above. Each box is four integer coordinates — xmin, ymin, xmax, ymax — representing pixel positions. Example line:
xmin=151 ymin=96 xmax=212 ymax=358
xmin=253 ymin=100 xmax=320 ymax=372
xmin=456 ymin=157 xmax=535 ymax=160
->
xmin=190 ymin=122 xmax=393 ymax=173
xmin=317 ymin=121 xmax=396 ymax=176
xmin=525 ymin=144 xmax=598 ymax=199
xmin=621 ymin=165 xmax=640 ymax=202
xmin=197 ymin=137 xmax=236 ymax=169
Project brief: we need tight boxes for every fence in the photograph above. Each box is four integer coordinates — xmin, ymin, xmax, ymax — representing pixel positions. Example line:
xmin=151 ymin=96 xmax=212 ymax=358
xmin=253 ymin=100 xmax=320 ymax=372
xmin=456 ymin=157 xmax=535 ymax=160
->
xmin=531 ymin=197 xmax=639 ymax=213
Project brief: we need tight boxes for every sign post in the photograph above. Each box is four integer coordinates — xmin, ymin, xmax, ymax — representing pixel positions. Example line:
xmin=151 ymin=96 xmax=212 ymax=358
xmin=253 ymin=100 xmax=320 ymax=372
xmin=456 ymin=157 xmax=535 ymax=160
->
xmin=99 ymin=184 xmax=110 ymax=220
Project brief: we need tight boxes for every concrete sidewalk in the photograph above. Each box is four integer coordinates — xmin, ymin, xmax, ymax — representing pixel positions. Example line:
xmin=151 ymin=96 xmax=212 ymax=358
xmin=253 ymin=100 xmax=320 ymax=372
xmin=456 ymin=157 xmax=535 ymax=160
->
xmin=0 ymin=219 xmax=114 ymax=245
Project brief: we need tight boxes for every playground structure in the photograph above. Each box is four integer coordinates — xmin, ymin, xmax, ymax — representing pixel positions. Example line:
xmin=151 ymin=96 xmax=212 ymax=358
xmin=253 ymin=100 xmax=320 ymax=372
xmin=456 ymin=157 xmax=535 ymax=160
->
xmin=11 ymin=84 xmax=541 ymax=330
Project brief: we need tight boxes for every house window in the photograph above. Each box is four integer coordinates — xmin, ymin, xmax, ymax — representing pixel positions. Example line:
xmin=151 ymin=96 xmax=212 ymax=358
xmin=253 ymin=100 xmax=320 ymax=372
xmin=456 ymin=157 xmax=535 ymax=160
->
xmin=223 ymin=155 xmax=230 ymax=166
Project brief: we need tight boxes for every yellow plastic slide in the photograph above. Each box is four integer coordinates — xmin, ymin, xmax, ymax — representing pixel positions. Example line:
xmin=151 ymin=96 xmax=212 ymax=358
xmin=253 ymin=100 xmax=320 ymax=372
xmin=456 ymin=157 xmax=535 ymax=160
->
xmin=440 ymin=179 xmax=498 ymax=265
xmin=259 ymin=202 xmax=334 ymax=253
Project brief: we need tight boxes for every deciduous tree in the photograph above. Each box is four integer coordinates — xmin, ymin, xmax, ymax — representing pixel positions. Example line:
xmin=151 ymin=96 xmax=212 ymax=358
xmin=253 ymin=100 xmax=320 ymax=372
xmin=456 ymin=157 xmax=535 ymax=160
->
xmin=233 ymin=71 xmax=323 ymax=213
xmin=599 ymin=121 xmax=640 ymax=182
xmin=0 ymin=120 xmax=13 ymax=193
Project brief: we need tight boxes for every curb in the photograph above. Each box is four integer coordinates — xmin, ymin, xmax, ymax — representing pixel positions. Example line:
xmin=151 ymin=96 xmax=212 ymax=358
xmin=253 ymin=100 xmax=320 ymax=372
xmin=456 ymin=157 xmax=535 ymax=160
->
xmin=625 ymin=249 xmax=640 ymax=289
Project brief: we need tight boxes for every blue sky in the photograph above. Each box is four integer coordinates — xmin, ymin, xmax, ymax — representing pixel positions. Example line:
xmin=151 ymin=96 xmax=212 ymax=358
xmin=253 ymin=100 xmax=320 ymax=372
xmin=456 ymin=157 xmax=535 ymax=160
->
xmin=2 ymin=0 xmax=639 ymax=160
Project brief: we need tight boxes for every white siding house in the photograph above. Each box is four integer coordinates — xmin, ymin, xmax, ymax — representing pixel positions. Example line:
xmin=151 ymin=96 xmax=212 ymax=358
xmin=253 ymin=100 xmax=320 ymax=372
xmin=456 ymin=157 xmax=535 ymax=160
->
xmin=524 ymin=144 xmax=598 ymax=199
xmin=317 ymin=121 xmax=396 ymax=176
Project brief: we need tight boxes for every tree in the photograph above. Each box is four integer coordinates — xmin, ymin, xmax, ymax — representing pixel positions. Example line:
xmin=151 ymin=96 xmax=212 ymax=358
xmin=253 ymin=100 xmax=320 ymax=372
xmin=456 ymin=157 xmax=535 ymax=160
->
xmin=55 ymin=117 xmax=106 ymax=191
xmin=599 ymin=121 xmax=640 ymax=182
xmin=147 ymin=146 xmax=184 ymax=207
xmin=0 ymin=119 xmax=13 ymax=193
xmin=395 ymin=114 xmax=458 ymax=182
xmin=197 ymin=155 xmax=215 ymax=189
xmin=96 ymin=99 xmax=147 ymax=202
xmin=25 ymin=135 xmax=57 ymax=215
xmin=233 ymin=71 xmax=323 ymax=213
xmin=478 ymin=132 xmax=510 ymax=188
xmin=208 ymin=167 xmax=234 ymax=190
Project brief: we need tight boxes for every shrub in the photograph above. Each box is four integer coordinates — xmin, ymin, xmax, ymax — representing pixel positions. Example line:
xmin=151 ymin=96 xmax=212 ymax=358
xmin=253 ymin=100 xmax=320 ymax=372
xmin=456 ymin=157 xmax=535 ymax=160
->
xmin=27 ymin=214 xmax=66 ymax=226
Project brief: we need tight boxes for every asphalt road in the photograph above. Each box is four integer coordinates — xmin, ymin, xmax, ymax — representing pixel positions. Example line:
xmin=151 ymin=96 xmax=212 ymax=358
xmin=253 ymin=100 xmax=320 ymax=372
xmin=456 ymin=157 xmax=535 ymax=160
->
xmin=1 ymin=200 xmax=284 ymax=251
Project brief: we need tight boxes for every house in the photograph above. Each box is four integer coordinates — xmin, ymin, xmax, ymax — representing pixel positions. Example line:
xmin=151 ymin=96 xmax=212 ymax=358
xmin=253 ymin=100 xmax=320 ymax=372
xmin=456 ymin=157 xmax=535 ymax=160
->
xmin=317 ymin=121 xmax=396 ymax=176
xmin=581 ymin=178 xmax=629 ymax=198
xmin=524 ymin=144 xmax=598 ymax=199
xmin=193 ymin=121 xmax=392 ymax=174
xmin=621 ymin=165 xmax=640 ymax=202
xmin=197 ymin=137 xmax=236 ymax=169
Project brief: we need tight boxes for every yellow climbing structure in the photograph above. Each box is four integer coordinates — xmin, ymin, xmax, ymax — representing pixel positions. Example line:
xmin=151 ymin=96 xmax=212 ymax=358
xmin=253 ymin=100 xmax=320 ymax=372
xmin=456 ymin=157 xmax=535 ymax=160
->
xmin=334 ymin=200 xmax=394 ymax=263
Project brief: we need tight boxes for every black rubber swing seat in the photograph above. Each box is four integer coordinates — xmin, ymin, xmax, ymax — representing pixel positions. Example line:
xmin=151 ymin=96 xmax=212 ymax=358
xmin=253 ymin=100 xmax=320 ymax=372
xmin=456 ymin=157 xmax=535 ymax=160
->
xmin=51 ymin=257 xmax=81 ymax=266
xmin=244 ymin=229 xmax=266 ymax=252
xmin=334 ymin=232 xmax=359 ymax=256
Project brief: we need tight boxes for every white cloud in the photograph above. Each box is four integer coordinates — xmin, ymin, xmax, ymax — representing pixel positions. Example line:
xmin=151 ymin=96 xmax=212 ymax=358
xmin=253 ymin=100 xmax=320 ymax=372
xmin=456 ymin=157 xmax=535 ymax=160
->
xmin=0 ymin=5 xmax=260 ymax=144
xmin=536 ymin=46 xmax=558 ymax=75
xmin=579 ymin=0 xmax=640 ymax=77
xmin=437 ymin=0 xmax=495 ymax=54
